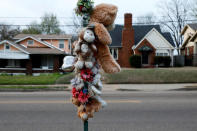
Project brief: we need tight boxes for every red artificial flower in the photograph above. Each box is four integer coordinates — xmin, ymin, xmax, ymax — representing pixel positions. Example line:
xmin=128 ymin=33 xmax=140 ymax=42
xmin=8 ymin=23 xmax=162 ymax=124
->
xmin=79 ymin=5 xmax=84 ymax=12
xmin=78 ymin=91 xmax=89 ymax=104
xmin=72 ymin=88 xmax=80 ymax=98
xmin=80 ymin=68 xmax=94 ymax=82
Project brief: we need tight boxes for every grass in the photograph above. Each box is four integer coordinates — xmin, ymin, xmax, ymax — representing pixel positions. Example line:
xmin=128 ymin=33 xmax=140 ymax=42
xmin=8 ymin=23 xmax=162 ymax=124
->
xmin=55 ymin=72 xmax=75 ymax=84
xmin=0 ymin=86 xmax=49 ymax=89
xmin=0 ymin=73 xmax=63 ymax=85
xmin=0 ymin=85 xmax=68 ymax=91
xmin=2 ymin=68 xmax=196 ymax=85
xmin=103 ymin=68 xmax=197 ymax=84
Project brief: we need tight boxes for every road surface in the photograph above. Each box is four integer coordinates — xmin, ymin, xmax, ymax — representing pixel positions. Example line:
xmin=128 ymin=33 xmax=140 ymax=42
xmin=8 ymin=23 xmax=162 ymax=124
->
xmin=0 ymin=91 xmax=197 ymax=131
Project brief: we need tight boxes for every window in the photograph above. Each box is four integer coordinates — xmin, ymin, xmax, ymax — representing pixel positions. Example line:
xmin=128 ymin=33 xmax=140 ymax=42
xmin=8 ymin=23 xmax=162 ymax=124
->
xmin=110 ymin=48 xmax=118 ymax=60
xmin=59 ymin=40 xmax=64 ymax=49
xmin=156 ymin=53 xmax=169 ymax=56
xmin=5 ymin=44 xmax=10 ymax=50
xmin=187 ymin=47 xmax=189 ymax=56
xmin=164 ymin=53 xmax=168 ymax=56
xmin=27 ymin=40 xmax=34 ymax=45
xmin=7 ymin=60 xmax=20 ymax=68
xmin=41 ymin=55 xmax=54 ymax=69
xmin=68 ymin=40 xmax=72 ymax=51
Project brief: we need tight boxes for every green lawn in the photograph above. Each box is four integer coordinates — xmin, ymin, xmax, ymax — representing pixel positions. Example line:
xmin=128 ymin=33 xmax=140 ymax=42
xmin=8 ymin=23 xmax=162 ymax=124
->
xmin=0 ymin=85 xmax=68 ymax=91
xmin=0 ymin=73 xmax=62 ymax=85
xmin=103 ymin=68 xmax=197 ymax=84
xmin=56 ymin=67 xmax=197 ymax=84
xmin=1 ymin=68 xmax=197 ymax=85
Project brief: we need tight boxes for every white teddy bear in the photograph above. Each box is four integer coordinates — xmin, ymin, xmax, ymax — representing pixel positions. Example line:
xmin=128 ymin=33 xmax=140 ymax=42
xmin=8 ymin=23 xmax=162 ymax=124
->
xmin=74 ymin=28 xmax=97 ymax=70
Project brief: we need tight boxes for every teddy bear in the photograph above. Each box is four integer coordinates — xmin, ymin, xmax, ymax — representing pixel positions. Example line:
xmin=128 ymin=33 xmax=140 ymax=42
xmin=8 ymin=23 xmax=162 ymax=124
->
xmin=89 ymin=3 xmax=121 ymax=74
xmin=74 ymin=26 xmax=97 ymax=70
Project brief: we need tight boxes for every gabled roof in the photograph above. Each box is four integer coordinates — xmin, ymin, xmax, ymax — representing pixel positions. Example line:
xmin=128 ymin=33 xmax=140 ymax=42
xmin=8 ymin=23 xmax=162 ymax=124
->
xmin=162 ymin=32 xmax=175 ymax=47
xmin=14 ymin=34 xmax=72 ymax=40
xmin=109 ymin=25 xmax=175 ymax=47
xmin=109 ymin=25 xmax=122 ymax=47
xmin=0 ymin=40 xmax=65 ymax=55
xmin=181 ymin=23 xmax=197 ymax=35
xmin=133 ymin=25 xmax=162 ymax=45
xmin=188 ymin=23 xmax=197 ymax=31
xmin=25 ymin=48 xmax=65 ymax=55
xmin=15 ymin=36 xmax=64 ymax=52
xmin=15 ymin=36 xmax=54 ymax=48
xmin=134 ymin=28 xmax=175 ymax=49
xmin=0 ymin=40 xmax=30 ymax=54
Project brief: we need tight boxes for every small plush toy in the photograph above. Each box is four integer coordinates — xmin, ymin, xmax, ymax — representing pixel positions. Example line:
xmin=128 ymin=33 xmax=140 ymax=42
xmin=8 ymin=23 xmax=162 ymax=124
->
xmin=74 ymin=26 xmax=97 ymax=70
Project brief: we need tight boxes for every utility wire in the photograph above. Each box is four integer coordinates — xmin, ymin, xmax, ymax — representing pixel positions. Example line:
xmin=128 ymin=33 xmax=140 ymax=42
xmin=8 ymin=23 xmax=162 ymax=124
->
xmin=1 ymin=19 xmax=197 ymax=27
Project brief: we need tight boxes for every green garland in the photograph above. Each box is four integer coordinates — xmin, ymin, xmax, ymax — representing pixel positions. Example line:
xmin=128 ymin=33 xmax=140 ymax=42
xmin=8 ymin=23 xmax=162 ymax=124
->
xmin=75 ymin=0 xmax=94 ymax=27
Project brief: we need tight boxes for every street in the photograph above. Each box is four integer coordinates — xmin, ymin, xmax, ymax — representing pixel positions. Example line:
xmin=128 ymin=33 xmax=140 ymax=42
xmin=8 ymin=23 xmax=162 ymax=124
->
xmin=0 ymin=91 xmax=197 ymax=131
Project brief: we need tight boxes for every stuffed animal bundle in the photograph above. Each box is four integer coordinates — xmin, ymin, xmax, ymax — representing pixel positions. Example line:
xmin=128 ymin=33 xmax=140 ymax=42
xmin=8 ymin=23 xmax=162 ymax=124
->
xmin=62 ymin=2 xmax=121 ymax=121
xmin=71 ymin=26 xmax=107 ymax=121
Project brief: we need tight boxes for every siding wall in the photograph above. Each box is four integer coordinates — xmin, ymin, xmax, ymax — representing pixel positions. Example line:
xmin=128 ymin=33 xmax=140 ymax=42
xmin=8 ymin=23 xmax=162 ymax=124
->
xmin=20 ymin=38 xmax=48 ymax=48
xmin=44 ymin=39 xmax=70 ymax=53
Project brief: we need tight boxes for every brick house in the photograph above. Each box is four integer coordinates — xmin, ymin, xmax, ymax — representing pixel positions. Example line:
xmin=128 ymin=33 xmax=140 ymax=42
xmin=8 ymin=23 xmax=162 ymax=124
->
xmin=109 ymin=13 xmax=175 ymax=67
xmin=181 ymin=23 xmax=197 ymax=66
xmin=0 ymin=34 xmax=72 ymax=75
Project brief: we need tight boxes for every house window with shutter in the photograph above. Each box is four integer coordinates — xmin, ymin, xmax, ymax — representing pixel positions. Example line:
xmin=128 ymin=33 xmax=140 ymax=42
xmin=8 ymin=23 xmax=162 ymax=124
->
xmin=59 ymin=40 xmax=64 ymax=49
xmin=110 ymin=48 xmax=118 ymax=60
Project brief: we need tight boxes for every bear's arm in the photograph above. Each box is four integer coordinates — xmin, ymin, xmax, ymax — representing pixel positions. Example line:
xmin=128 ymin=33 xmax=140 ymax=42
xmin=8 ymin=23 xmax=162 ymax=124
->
xmin=93 ymin=22 xmax=112 ymax=45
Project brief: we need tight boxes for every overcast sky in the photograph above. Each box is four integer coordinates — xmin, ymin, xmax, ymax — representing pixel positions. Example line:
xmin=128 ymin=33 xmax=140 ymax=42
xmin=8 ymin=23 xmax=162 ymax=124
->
xmin=0 ymin=0 xmax=161 ymax=25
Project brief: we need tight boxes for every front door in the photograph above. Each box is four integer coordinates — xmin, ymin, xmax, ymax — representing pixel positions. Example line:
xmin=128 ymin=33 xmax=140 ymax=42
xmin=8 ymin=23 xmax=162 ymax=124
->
xmin=142 ymin=52 xmax=149 ymax=65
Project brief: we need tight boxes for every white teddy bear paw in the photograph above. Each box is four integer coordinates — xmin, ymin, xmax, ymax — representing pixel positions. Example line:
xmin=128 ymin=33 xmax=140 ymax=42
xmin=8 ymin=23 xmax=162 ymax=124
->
xmin=75 ymin=61 xmax=84 ymax=69
xmin=85 ymin=62 xmax=93 ymax=69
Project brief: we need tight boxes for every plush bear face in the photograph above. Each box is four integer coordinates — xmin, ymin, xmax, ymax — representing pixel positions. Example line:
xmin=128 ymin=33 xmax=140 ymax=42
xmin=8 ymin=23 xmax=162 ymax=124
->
xmin=83 ymin=29 xmax=95 ymax=43
xmin=81 ymin=44 xmax=89 ymax=53
xmin=90 ymin=4 xmax=118 ymax=27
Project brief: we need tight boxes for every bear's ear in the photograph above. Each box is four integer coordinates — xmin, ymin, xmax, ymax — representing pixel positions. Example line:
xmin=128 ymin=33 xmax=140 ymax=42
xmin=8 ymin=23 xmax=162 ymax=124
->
xmin=93 ymin=22 xmax=112 ymax=45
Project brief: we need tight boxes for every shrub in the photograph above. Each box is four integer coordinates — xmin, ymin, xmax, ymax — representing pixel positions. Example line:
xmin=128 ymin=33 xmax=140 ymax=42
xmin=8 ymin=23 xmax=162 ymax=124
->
xmin=154 ymin=56 xmax=163 ymax=65
xmin=129 ymin=55 xmax=141 ymax=68
xmin=154 ymin=56 xmax=171 ymax=67
xmin=163 ymin=56 xmax=171 ymax=67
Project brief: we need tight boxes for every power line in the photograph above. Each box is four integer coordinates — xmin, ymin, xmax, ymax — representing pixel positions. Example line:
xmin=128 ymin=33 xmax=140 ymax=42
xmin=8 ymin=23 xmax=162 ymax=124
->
xmin=1 ymin=19 xmax=197 ymax=27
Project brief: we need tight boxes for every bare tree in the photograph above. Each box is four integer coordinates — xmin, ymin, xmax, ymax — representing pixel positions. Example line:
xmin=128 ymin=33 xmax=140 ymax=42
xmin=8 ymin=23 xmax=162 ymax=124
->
xmin=136 ymin=13 xmax=156 ymax=25
xmin=191 ymin=0 xmax=197 ymax=17
xmin=0 ymin=24 xmax=20 ymax=41
xmin=158 ymin=0 xmax=190 ymax=55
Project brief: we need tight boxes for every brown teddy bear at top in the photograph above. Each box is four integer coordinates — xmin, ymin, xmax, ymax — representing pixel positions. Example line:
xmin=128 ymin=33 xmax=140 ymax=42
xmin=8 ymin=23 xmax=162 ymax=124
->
xmin=89 ymin=3 xmax=121 ymax=74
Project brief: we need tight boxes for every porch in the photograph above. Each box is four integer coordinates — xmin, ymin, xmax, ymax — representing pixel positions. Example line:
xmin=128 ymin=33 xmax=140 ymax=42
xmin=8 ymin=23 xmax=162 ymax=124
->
xmin=0 ymin=54 xmax=64 ymax=75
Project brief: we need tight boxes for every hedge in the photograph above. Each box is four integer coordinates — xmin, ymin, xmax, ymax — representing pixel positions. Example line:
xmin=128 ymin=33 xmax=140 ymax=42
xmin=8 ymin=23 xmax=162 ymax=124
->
xmin=129 ymin=55 xmax=142 ymax=68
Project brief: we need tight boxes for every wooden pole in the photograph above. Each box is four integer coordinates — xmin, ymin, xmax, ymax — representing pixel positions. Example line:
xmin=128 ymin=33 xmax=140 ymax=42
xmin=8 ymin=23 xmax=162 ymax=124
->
xmin=84 ymin=120 xmax=88 ymax=131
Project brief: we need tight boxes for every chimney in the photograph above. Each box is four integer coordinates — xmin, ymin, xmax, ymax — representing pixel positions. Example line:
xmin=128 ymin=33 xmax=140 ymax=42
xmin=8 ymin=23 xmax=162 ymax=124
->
xmin=124 ymin=13 xmax=132 ymax=29
xmin=119 ymin=13 xmax=134 ymax=67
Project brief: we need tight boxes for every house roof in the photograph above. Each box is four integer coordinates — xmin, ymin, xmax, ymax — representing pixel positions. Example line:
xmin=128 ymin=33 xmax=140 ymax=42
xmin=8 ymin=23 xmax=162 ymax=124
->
xmin=14 ymin=34 xmax=72 ymax=40
xmin=188 ymin=23 xmax=197 ymax=31
xmin=181 ymin=23 xmax=197 ymax=35
xmin=0 ymin=40 xmax=65 ymax=55
xmin=0 ymin=40 xmax=30 ymax=54
xmin=25 ymin=48 xmax=65 ymax=55
xmin=109 ymin=25 xmax=175 ymax=47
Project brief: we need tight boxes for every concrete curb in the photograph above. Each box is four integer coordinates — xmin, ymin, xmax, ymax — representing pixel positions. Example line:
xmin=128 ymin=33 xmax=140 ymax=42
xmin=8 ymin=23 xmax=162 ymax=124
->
xmin=0 ymin=84 xmax=197 ymax=92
